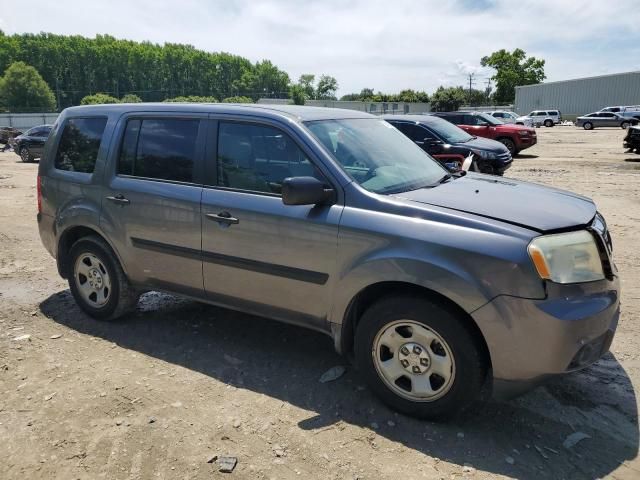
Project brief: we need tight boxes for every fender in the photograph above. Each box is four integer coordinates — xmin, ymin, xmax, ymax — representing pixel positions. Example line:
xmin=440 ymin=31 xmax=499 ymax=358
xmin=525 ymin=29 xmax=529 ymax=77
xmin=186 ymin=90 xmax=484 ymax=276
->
xmin=55 ymin=200 xmax=128 ymax=279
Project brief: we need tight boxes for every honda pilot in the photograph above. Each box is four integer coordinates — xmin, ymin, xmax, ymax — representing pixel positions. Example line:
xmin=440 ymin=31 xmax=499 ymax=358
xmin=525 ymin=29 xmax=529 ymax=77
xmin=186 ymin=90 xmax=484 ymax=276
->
xmin=37 ymin=104 xmax=620 ymax=419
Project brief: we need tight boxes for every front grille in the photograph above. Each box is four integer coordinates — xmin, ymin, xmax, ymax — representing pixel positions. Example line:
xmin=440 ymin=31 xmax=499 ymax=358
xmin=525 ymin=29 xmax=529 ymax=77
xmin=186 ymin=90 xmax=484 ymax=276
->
xmin=590 ymin=212 xmax=614 ymax=280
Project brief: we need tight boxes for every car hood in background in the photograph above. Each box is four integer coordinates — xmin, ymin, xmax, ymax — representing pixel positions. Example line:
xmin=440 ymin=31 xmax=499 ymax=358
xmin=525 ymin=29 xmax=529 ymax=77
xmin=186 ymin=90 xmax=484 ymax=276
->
xmin=392 ymin=174 xmax=596 ymax=232
xmin=462 ymin=136 xmax=510 ymax=154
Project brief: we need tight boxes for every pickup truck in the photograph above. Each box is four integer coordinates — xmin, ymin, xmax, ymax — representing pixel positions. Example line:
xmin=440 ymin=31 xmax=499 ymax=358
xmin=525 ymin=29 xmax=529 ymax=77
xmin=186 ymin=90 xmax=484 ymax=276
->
xmin=599 ymin=106 xmax=640 ymax=120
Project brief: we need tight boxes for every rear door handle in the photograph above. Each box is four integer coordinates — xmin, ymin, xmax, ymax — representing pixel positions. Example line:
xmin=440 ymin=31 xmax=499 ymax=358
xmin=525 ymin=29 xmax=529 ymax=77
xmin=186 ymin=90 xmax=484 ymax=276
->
xmin=206 ymin=211 xmax=239 ymax=225
xmin=106 ymin=194 xmax=130 ymax=205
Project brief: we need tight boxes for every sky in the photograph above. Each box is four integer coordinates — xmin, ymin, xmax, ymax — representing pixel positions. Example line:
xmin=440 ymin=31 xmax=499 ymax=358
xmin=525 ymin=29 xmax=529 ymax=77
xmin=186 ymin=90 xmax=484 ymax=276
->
xmin=1 ymin=0 xmax=639 ymax=96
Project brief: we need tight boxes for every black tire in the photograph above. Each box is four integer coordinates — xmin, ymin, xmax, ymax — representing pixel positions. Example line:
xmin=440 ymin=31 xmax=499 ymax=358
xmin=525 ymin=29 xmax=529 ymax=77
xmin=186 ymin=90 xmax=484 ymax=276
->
xmin=583 ymin=122 xmax=593 ymax=130
xmin=67 ymin=235 xmax=139 ymax=321
xmin=20 ymin=146 xmax=33 ymax=163
xmin=544 ymin=119 xmax=553 ymax=128
xmin=497 ymin=138 xmax=516 ymax=155
xmin=621 ymin=121 xmax=630 ymax=129
xmin=354 ymin=295 xmax=487 ymax=420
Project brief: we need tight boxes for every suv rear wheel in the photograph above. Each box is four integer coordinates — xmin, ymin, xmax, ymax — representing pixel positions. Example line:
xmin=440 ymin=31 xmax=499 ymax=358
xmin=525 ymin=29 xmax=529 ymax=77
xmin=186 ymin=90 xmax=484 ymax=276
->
xmin=67 ymin=235 xmax=139 ymax=321
xmin=544 ymin=119 xmax=553 ymax=127
xmin=354 ymin=295 xmax=487 ymax=419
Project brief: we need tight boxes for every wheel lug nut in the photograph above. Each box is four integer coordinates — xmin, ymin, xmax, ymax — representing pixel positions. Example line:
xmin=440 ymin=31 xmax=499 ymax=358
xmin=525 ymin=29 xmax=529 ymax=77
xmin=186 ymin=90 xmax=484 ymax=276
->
xmin=400 ymin=346 xmax=409 ymax=356
xmin=413 ymin=346 xmax=422 ymax=355
xmin=412 ymin=366 xmax=421 ymax=374
xmin=400 ymin=359 xmax=409 ymax=368
xmin=420 ymin=358 xmax=429 ymax=366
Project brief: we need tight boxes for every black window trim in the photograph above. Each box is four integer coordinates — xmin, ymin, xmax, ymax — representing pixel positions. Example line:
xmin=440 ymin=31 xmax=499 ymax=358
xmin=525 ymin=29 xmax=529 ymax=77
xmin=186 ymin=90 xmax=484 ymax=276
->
xmin=205 ymin=117 xmax=338 ymax=199
xmin=113 ymin=113 xmax=206 ymax=187
xmin=53 ymin=115 xmax=109 ymax=176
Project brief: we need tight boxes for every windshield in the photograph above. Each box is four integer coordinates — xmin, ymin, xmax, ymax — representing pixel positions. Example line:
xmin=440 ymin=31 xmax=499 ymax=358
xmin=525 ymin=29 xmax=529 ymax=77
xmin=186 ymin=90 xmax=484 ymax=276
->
xmin=475 ymin=112 xmax=503 ymax=126
xmin=425 ymin=117 xmax=474 ymax=143
xmin=305 ymin=118 xmax=446 ymax=194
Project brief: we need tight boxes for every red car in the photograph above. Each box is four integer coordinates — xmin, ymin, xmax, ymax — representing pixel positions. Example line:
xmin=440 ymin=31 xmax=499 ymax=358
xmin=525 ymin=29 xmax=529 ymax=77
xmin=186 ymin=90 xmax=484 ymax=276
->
xmin=431 ymin=112 xmax=537 ymax=155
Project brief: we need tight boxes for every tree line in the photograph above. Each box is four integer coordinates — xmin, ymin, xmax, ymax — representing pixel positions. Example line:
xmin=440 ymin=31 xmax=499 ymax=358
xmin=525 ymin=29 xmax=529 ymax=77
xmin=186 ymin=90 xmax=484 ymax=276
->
xmin=0 ymin=30 xmax=545 ymax=112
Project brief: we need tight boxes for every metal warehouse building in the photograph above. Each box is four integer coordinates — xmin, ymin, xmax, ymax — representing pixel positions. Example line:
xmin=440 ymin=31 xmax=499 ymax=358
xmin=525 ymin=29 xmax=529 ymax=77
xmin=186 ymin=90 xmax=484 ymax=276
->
xmin=515 ymin=71 xmax=640 ymax=119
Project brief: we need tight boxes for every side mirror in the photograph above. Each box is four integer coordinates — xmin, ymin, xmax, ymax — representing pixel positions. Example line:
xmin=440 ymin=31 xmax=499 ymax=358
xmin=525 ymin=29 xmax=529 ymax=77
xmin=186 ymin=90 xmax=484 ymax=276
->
xmin=281 ymin=176 xmax=334 ymax=206
xmin=477 ymin=121 xmax=489 ymax=127
xmin=428 ymin=138 xmax=443 ymax=147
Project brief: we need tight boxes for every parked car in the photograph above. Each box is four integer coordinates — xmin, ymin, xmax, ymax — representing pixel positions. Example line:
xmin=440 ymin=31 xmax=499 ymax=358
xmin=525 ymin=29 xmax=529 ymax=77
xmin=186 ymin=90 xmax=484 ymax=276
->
xmin=383 ymin=114 xmax=512 ymax=175
xmin=487 ymin=111 xmax=534 ymax=128
xmin=599 ymin=105 xmax=640 ymax=121
xmin=13 ymin=124 xmax=52 ymax=162
xmin=526 ymin=110 xmax=562 ymax=127
xmin=623 ymin=125 xmax=640 ymax=153
xmin=576 ymin=112 xmax=637 ymax=130
xmin=430 ymin=111 xmax=537 ymax=155
xmin=38 ymin=104 xmax=619 ymax=419
xmin=0 ymin=126 xmax=23 ymax=146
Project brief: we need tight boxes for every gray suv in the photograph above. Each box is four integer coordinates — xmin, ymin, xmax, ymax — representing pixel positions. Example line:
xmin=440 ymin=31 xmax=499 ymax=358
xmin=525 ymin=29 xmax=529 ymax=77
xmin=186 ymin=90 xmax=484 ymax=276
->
xmin=37 ymin=104 xmax=620 ymax=419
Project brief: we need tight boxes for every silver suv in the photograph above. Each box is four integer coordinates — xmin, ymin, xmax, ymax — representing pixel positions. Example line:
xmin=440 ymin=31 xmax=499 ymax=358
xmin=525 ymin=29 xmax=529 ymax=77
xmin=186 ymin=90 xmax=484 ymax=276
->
xmin=37 ymin=104 xmax=619 ymax=419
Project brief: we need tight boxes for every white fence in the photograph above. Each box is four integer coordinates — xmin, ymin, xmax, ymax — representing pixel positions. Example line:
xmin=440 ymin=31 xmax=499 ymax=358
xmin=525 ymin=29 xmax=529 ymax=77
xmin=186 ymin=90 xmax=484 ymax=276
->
xmin=0 ymin=113 xmax=59 ymax=129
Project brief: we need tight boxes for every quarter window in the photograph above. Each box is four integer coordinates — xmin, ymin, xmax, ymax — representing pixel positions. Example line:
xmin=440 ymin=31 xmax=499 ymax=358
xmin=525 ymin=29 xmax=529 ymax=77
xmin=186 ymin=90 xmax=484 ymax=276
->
xmin=217 ymin=122 xmax=323 ymax=194
xmin=117 ymin=118 xmax=199 ymax=183
xmin=55 ymin=117 xmax=107 ymax=173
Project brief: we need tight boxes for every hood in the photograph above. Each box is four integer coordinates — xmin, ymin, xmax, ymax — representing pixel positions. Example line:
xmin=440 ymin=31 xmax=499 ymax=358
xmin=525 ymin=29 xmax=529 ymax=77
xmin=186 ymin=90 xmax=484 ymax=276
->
xmin=392 ymin=174 xmax=596 ymax=232
xmin=463 ymin=136 xmax=510 ymax=154
xmin=493 ymin=123 xmax=534 ymax=133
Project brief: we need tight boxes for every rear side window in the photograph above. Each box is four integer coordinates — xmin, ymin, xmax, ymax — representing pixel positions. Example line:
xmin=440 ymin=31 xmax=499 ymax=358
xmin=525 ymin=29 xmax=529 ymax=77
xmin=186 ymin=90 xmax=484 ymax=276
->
xmin=55 ymin=117 xmax=107 ymax=173
xmin=392 ymin=122 xmax=433 ymax=142
xmin=117 ymin=118 xmax=199 ymax=183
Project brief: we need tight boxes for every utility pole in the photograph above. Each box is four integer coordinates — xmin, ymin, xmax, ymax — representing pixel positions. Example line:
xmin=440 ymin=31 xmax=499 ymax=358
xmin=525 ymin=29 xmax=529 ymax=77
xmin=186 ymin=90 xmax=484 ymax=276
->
xmin=484 ymin=78 xmax=492 ymax=104
xmin=55 ymin=77 xmax=61 ymax=112
xmin=467 ymin=73 xmax=475 ymax=105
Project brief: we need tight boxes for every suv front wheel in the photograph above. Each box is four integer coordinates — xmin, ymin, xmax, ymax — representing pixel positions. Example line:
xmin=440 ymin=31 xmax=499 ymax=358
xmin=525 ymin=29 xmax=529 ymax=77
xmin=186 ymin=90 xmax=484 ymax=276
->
xmin=354 ymin=295 xmax=487 ymax=419
xmin=67 ymin=235 xmax=139 ymax=321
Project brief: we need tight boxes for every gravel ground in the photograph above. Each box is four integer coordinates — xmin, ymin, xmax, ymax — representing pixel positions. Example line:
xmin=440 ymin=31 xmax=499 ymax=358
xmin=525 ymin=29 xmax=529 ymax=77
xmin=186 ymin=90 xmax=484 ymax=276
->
xmin=0 ymin=126 xmax=639 ymax=479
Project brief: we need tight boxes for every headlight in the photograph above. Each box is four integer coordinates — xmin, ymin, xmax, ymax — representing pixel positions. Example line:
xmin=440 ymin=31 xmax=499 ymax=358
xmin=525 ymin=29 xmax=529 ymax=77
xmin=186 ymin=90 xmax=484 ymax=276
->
xmin=471 ymin=149 xmax=496 ymax=160
xmin=528 ymin=231 xmax=604 ymax=284
xmin=517 ymin=130 xmax=530 ymax=136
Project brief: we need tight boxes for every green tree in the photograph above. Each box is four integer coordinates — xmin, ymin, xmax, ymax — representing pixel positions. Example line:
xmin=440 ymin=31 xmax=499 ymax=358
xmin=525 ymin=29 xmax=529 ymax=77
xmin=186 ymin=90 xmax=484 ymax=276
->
xmin=80 ymin=93 xmax=119 ymax=105
xmin=298 ymin=74 xmax=315 ymax=99
xmin=316 ymin=75 xmax=338 ymax=100
xmin=221 ymin=96 xmax=252 ymax=103
xmin=289 ymin=84 xmax=306 ymax=105
xmin=481 ymin=48 xmax=545 ymax=103
xmin=430 ymin=86 xmax=467 ymax=111
xmin=163 ymin=95 xmax=218 ymax=103
xmin=0 ymin=61 xmax=56 ymax=111
xmin=120 ymin=93 xmax=142 ymax=103
xmin=237 ymin=60 xmax=290 ymax=100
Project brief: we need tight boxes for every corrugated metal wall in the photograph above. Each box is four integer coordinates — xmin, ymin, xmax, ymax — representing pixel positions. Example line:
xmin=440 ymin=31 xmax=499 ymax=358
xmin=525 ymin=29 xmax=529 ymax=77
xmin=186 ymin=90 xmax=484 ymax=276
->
xmin=257 ymin=98 xmax=430 ymax=114
xmin=515 ymin=71 xmax=640 ymax=118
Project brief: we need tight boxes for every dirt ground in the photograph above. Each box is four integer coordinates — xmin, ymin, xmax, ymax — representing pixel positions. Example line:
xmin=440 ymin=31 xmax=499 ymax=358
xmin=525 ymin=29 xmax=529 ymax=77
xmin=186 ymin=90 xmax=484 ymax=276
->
xmin=0 ymin=126 xmax=639 ymax=480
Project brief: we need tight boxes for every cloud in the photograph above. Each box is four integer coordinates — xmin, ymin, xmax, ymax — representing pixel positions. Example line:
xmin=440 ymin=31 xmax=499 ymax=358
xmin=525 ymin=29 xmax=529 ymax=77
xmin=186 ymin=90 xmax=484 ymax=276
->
xmin=2 ymin=0 xmax=639 ymax=96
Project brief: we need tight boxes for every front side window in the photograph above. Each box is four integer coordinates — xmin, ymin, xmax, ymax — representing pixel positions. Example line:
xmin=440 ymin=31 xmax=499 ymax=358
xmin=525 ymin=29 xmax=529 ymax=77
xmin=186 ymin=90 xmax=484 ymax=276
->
xmin=391 ymin=122 xmax=433 ymax=142
xmin=217 ymin=122 xmax=324 ymax=194
xmin=118 ymin=118 xmax=199 ymax=183
xmin=55 ymin=117 xmax=107 ymax=173
xmin=306 ymin=118 xmax=445 ymax=195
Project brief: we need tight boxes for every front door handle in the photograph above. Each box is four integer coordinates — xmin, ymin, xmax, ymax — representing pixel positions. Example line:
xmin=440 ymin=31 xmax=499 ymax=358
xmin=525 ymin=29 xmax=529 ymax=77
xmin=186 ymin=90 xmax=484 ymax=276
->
xmin=106 ymin=194 xmax=130 ymax=205
xmin=206 ymin=211 xmax=239 ymax=225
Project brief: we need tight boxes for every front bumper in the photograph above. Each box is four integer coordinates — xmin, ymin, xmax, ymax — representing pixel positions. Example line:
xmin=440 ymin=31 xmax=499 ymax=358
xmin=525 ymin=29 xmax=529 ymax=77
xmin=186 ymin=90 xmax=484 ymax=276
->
xmin=516 ymin=134 xmax=537 ymax=150
xmin=471 ymin=276 xmax=620 ymax=399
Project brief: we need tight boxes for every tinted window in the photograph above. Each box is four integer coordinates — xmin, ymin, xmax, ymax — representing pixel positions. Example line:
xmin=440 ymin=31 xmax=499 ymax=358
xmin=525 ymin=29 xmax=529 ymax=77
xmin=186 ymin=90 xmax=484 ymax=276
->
xmin=217 ymin=122 xmax=322 ymax=194
xmin=392 ymin=122 xmax=434 ymax=142
xmin=55 ymin=117 xmax=107 ymax=173
xmin=118 ymin=118 xmax=199 ymax=183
